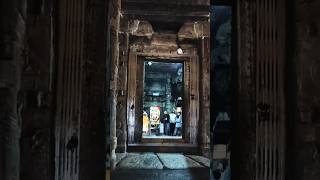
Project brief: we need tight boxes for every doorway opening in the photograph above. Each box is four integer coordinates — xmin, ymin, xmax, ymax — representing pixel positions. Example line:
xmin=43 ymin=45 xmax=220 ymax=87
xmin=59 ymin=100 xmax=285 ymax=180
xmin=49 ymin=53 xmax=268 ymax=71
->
xmin=142 ymin=61 xmax=184 ymax=140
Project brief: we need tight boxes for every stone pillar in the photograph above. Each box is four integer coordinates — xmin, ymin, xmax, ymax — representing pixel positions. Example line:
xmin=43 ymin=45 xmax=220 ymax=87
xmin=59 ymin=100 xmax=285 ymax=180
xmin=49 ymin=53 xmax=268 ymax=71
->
xmin=231 ymin=1 xmax=256 ymax=179
xmin=0 ymin=0 xmax=26 ymax=179
xmin=109 ymin=0 xmax=121 ymax=169
xmin=199 ymin=37 xmax=210 ymax=157
xmin=116 ymin=32 xmax=129 ymax=153
xmin=165 ymin=73 xmax=172 ymax=112
xmin=287 ymin=1 xmax=320 ymax=179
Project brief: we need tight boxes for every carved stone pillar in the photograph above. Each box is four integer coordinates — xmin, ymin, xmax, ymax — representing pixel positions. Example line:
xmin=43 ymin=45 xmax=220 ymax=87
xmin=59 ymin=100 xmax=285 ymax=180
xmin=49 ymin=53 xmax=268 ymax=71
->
xmin=109 ymin=0 xmax=121 ymax=169
xmin=165 ymin=74 xmax=172 ymax=112
xmin=200 ymin=37 xmax=210 ymax=157
xmin=116 ymin=32 xmax=129 ymax=153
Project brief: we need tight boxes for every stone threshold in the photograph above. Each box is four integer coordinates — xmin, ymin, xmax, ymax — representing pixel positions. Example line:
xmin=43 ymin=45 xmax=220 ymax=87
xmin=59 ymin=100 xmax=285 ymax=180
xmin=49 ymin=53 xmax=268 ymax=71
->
xmin=115 ymin=152 xmax=210 ymax=170
xmin=127 ymin=143 xmax=199 ymax=153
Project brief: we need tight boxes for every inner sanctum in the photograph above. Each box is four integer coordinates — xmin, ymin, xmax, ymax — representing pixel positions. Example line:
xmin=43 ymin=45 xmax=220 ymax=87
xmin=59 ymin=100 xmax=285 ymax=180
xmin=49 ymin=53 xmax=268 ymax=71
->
xmin=142 ymin=61 xmax=184 ymax=139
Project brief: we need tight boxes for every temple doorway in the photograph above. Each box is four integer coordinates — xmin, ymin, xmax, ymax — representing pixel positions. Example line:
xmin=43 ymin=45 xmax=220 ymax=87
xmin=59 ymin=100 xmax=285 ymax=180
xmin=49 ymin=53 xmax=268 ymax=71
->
xmin=142 ymin=61 xmax=184 ymax=139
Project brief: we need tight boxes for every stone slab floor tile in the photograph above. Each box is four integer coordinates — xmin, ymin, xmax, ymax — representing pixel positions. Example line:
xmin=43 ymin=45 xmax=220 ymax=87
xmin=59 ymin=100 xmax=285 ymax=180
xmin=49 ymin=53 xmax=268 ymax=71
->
xmin=117 ymin=153 xmax=164 ymax=169
xmin=116 ymin=153 xmax=127 ymax=165
xmin=186 ymin=155 xmax=210 ymax=167
xmin=157 ymin=153 xmax=203 ymax=169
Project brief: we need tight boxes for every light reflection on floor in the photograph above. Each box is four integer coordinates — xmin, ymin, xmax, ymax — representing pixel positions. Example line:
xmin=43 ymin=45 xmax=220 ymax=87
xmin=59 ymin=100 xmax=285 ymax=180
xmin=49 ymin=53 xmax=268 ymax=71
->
xmin=142 ymin=134 xmax=182 ymax=139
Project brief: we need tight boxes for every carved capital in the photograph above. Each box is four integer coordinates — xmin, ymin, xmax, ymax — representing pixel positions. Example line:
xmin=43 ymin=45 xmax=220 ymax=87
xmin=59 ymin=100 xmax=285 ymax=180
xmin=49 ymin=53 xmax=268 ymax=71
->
xmin=178 ymin=21 xmax=210 ymax=39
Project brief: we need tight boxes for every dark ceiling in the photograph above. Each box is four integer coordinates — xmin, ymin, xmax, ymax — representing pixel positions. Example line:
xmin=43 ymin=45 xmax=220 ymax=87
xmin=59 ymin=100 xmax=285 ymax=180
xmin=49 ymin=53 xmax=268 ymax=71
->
xmin=145 ymin=61 xmax=183 ymax=78
xmin=122 ymin=0 xmax=210 ymax=29
xmin=150 ymin=21 xmax=184 ymax=33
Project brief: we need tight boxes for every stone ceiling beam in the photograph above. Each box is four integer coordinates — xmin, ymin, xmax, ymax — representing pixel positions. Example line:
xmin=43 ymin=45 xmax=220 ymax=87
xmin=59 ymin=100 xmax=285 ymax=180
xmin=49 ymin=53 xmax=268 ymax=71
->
xmin=178 ymin=21 xmax=210 ymax=39
xmin=121 ymin=0 xmax=209 ymax=23
xmin=122 ymin=14 xmax=209 ymax=23
xmin=122 ymin=3 xmax=209 ymax=13
xmin=123 ymin=0 xmax=209 ymax=6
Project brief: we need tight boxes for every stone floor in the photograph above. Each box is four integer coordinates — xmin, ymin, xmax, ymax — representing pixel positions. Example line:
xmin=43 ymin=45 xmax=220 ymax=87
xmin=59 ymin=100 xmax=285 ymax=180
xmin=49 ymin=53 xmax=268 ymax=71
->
xmin=111 ymin=152 xmax=211 ymax=180
xmin=116 ymin=152 xmax=210 ymax=169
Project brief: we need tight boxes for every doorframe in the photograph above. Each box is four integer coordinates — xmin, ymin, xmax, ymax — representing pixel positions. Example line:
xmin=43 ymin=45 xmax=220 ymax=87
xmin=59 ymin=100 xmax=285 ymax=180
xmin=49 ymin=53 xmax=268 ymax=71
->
xmin=126 ymin=43 xmax=200 ymax=145
xmin=139 ymin=57 xmax=186 ymax=144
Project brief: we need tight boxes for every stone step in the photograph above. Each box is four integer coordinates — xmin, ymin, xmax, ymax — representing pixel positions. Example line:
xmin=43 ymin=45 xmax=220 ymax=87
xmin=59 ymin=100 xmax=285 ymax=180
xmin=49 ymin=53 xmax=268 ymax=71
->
xmin=128 ymin=143 xmax=199 ymax=154
xmin=111 ymin=168 xmax=210 ymax=180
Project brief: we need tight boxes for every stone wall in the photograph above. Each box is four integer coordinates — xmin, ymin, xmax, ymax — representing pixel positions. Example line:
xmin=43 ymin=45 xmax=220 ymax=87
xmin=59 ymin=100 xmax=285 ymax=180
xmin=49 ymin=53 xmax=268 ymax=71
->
xmin=231 ymin=1 xmax=256 ymax=179
xmin=78 ymin=0 xmax=109 ymax=179
xmin=0 ymin=0 xmax=27 ymax=179
xmin=287 ymin=0 xmax=320 ymax=179
xmin=20 ymin=1 xmax=55 ymax=179
xmin=1 ymin=0 xmax=110 ymax=179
